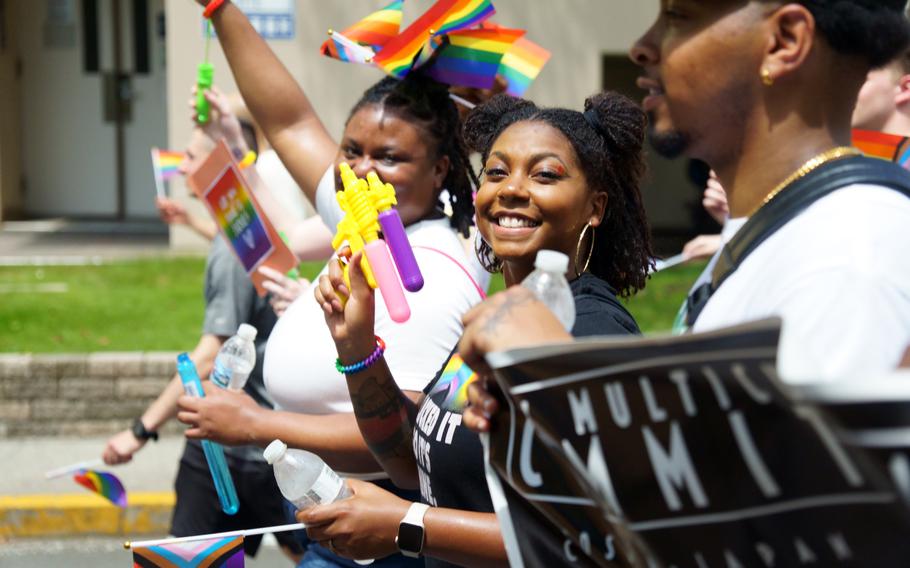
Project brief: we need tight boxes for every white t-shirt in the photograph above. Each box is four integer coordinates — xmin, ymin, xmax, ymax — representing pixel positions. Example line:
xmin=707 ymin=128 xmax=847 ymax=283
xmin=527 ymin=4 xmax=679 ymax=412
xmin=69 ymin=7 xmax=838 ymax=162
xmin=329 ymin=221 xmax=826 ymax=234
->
xmin=264 ymin=167 xmax=486 ymax=416
xmin=693 ymin=184 xmax=910 ymax=384
xmin=255 ymin=149 xmax=315 ymax=220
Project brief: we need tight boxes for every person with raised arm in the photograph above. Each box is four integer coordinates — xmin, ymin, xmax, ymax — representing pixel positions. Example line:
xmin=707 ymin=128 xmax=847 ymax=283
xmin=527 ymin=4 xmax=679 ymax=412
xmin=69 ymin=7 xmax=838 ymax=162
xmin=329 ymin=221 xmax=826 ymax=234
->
xmin=179 ymin=2 xmax=492 ymax=566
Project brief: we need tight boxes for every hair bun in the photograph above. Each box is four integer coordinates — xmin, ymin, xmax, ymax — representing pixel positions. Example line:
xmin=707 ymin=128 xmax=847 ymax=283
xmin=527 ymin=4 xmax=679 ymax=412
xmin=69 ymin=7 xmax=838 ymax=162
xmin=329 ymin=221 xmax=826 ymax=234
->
xmin=463 ymin=94 xmax=538 ymax=154
xmin=583 ymin=91 xmax=646 ymax=161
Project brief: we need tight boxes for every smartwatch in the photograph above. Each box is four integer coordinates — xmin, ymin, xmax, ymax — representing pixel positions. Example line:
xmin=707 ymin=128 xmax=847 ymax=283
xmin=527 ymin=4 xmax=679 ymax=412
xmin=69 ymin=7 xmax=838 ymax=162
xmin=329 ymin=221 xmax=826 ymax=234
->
xmin=395 ymin=502 xmax=430 ymax=558
xmin=131 ymin=418 xmax=159 ymax=442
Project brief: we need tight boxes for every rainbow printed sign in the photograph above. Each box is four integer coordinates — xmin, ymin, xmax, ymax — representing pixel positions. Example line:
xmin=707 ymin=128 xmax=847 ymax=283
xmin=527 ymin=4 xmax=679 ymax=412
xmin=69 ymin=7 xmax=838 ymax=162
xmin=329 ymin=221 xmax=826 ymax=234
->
xmin=187 ymin=141 xmax=299 ymax=296
xmin=204 ymin=166 xmax=274 ymax=273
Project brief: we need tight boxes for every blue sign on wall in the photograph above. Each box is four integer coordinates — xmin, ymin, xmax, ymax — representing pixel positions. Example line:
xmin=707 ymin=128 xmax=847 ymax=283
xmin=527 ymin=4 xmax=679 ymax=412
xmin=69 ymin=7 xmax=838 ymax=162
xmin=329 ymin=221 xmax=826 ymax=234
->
xmin=204 ymin=0 xmax=295 ymax=40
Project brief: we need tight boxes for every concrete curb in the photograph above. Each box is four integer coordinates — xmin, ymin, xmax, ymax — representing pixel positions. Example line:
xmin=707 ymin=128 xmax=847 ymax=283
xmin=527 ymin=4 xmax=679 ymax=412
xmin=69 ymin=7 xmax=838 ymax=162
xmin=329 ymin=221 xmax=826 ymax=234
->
xmin=0 ymin=492 xmax=175 ymax=539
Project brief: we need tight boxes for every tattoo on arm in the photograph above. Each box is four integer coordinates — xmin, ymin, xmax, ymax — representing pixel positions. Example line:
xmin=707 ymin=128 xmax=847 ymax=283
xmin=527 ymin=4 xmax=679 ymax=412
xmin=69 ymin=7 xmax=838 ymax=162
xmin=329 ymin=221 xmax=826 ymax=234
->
xmin=348 ymin=371 xmax=418 ymax=463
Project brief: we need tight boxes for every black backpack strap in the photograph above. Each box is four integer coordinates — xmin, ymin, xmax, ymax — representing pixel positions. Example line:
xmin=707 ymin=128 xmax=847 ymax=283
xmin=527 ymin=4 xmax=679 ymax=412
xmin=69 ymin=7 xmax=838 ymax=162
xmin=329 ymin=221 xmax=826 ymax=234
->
xmin=686 ymin=156 xmax=910 ymax=327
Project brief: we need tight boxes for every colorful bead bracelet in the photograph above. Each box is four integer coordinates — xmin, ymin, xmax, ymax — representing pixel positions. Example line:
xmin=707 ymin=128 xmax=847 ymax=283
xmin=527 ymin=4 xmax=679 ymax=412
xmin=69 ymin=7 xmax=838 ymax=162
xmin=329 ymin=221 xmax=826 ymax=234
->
xmin=335 ymin=336 xmax=386 ymax=374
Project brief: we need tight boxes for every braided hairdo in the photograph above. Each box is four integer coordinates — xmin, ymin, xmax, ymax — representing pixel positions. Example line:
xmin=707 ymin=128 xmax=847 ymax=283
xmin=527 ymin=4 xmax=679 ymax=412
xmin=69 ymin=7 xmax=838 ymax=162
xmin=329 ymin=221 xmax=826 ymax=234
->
xmin=348 ymin=75 xmax=478 ymax=237
xmin=463 ymin=92 xmax=654 ymax=298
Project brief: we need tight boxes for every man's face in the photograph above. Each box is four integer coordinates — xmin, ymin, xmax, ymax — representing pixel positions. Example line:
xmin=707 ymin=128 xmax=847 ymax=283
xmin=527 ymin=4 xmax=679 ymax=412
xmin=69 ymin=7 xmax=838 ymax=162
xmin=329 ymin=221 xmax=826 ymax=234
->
xmin=852 ymin=65 xmax=901 ymax=131
xmin=179 ymin=130 xmax=215 ymax=176
xmin=629 ymin=1 xmax=766 ymax=160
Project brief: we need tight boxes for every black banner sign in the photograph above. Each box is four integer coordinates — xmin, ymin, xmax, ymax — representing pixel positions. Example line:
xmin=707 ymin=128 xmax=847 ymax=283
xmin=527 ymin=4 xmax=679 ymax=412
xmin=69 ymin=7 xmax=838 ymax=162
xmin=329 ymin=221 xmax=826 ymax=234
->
xmin=483 ymin=320 xmax=910 ymax=567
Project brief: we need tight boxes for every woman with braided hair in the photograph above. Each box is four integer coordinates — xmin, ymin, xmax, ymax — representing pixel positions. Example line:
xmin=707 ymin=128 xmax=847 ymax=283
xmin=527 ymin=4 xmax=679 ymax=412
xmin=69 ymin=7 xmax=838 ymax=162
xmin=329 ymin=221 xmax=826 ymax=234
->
xmin=177 ymin=3 xmax=491 ymax=567
xmin=303 ymin=91 xmax=653 ymax=567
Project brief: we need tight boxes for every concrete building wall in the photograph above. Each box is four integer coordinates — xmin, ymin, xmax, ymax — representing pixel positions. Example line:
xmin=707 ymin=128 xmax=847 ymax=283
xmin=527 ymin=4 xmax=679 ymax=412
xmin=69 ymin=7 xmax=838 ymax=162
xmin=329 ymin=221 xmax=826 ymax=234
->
xmin=0 ymin=0 xmax=23 ymax=222
xmin=1 ymin=2 xmax=695 ymax=249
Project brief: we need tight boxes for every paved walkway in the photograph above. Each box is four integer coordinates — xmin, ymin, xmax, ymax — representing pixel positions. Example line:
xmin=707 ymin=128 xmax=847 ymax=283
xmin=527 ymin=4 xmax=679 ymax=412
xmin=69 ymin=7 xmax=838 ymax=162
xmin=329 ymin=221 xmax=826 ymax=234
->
xmin=0 ymin=219 xmax=183 ymax=265
xmin=0 ymin=435 xmax=185 ymax=539
xmin=0 ymin=435 xmax=183 ymax=495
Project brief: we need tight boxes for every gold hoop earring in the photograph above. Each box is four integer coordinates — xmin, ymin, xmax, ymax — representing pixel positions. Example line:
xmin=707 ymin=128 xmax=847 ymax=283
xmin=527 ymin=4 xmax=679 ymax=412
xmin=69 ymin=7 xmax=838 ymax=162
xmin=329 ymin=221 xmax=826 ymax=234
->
xmin=761 ymin=67 xmax=774 ymax=87
xmin=574 ymin=223 xmax=595 ymax=278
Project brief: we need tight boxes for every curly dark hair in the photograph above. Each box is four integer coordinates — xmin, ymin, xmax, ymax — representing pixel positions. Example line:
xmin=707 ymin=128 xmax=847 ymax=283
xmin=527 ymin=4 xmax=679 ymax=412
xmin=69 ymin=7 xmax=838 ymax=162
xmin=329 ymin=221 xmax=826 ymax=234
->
xmin=347 ymin=75 xmax=478 ymax=237
xmin=463 ymin=92 xmax=654 ymax=298
xmin=793 ymin=0 xmax=910 ymax=67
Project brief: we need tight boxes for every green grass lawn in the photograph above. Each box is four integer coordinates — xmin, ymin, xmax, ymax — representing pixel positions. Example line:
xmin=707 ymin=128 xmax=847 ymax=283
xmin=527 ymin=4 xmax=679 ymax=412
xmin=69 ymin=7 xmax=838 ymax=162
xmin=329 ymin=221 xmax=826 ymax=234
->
xmin=0 ymin=258 xmax=704 ymax=352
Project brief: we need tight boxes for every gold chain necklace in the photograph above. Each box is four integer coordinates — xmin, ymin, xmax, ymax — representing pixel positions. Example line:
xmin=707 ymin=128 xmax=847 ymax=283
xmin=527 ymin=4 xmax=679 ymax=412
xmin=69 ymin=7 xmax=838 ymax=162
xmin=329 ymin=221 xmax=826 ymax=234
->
xmin=746 ymin=146 xmax=862 ymax=218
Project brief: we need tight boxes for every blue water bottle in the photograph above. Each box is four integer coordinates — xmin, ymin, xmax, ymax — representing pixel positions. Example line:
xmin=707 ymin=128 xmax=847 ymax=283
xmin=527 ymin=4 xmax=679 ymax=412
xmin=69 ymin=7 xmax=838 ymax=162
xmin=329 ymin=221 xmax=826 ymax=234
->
xmin=176 ymin=353 xmax=240 ymax=515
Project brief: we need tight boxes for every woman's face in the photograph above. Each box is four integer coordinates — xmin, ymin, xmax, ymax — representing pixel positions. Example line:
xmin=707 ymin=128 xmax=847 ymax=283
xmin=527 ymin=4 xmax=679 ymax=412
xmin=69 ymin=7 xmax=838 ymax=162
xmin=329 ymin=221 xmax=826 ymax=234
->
xmin=629 ymin=0 xmax=766 ymax=160
xmin=335 ymin=105 xmax=449 ymax=226
xmin=474 ymin=121 xmax=606 ymax=276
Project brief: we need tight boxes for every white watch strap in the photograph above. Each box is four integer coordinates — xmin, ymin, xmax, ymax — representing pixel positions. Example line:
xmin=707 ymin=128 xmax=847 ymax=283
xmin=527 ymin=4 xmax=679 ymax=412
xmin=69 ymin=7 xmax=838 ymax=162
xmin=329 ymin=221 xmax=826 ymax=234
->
xmin=401 ymin=502 xmax=431 ymax=527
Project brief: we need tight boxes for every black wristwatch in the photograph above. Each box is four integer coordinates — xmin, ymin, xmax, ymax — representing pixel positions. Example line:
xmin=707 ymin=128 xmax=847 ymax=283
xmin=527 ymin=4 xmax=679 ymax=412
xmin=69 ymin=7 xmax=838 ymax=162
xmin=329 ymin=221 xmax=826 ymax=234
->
xmin=395 ymin=502 xmax=430 ymax=558
xmin=132 ymin=418 xmax=159 ymax=442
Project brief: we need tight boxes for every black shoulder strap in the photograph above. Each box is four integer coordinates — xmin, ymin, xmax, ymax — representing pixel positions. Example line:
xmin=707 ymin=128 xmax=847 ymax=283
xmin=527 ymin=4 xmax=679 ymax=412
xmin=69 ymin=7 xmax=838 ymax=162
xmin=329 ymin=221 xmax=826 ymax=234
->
xmin=686 ymin=156 xmax=910 ymax=327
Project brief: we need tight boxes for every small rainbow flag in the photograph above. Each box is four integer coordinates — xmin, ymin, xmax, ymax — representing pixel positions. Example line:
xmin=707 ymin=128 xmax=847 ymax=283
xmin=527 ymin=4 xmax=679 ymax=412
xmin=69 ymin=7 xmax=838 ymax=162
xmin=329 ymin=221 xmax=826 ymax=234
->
xmin=372 ymin=0 xmax=495 ymax=78
xmin=420 ymin=27 xmax=525 ymax=90
xmin=73 ymin=469 xmax=127 ymax=508
xmin=151 ymin=147 xmax=186 ymax=198
xmin=435 ymin=0 xmax=495 ymax=35
xmin=852 ymin=128 xmax=910 ymax=168
xmin=132 ymin=535 xmax=244 ymax=568
xmin=480 ymin=22 xmax=550 ymax=96
xmin=321 ymin=0 xmax=404 ymax=63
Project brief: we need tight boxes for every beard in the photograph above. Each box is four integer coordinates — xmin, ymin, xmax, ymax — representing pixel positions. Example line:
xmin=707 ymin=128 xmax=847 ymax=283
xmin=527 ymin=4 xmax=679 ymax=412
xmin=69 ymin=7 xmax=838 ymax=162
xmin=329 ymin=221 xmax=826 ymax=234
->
xmin=646 ymin=111 xmax=689 ymax=159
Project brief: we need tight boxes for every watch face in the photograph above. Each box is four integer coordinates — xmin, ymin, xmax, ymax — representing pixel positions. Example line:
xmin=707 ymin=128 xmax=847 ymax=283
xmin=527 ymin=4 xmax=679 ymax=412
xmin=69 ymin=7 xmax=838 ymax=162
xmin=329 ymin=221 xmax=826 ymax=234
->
xmin=397 ymin=522 xmax=424 ymax=553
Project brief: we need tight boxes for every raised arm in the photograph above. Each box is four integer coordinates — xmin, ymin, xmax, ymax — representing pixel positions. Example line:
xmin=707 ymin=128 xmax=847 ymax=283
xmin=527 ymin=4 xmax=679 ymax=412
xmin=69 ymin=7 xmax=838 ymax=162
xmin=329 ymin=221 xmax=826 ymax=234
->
xmin=315 ymin=255 xmax=423 ymax=489
xmin=202 ymin=1 xmax=337 ymax=201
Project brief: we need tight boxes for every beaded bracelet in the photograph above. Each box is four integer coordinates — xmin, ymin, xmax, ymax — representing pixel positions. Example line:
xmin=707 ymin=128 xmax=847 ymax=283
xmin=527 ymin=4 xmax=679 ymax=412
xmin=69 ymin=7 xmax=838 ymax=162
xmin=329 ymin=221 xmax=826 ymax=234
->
xmin=203 ymin=0 xmax=228 ymax=19
xmin=335 ymin=336 xmax=386 ymax=374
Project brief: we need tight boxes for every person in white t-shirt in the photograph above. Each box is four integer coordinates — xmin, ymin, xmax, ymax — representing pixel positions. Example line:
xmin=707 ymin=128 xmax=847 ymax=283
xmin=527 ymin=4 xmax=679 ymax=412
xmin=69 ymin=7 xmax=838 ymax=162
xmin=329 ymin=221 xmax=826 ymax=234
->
xmin=457 ymin=1 xmax=910 ymax=392
xmin=681 ymin=46 xmax=910 ymax=267
xmin=177 ymin=4 xmax=488 ymax=566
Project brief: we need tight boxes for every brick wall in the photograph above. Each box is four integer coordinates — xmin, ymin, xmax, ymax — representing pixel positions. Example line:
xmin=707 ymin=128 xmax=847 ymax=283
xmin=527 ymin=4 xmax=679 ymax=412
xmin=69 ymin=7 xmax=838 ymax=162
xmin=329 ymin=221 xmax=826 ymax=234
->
xmin=0 ymin=353 xmax=184 ymax=438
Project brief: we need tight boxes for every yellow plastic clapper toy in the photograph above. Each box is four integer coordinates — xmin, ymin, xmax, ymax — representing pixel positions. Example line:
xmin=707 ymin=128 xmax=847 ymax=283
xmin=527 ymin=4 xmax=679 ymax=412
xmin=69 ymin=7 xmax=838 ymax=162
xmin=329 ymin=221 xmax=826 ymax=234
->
xmin=331 ymin=163 xmax=411 ymax=323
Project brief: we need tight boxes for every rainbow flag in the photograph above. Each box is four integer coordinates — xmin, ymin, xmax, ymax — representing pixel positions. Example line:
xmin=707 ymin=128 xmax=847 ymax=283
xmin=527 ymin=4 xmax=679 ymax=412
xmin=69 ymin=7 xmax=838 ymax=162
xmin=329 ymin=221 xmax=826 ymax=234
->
xmin=372 ymin=0 xmax=496 ymax=78
xmin=73 ymin=469 xmax=127 ymax=508
xmin=132 ymin=536 xmax=244 ymax=568
xmin=480 ymin=22 xmax=550 ymax=96
xmin=151 ymin=147 xmax=186 ymax=198
xmin=321 ymin=0 xmax=404 ymax=63
xmin=852 ymin=128 xmax=910 ymax=168
xmin=435 ymin=0 xmax=495 ymax=35
xmin=421 ymin=27 xmax=525 ymax=90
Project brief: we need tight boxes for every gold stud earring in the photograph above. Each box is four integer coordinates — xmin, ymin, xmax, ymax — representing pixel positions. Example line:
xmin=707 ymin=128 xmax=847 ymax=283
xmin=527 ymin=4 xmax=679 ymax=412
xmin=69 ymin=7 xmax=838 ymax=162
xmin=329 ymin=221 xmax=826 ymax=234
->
xmin=761 ymin=67 xmax=774 ymax=87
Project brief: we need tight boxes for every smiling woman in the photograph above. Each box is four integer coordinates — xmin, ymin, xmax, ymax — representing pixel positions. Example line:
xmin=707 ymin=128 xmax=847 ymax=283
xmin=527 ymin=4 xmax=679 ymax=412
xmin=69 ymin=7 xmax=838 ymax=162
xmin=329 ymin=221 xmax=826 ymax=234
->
xmin=465 ymin=92 xmax=654 ymax=298
xmin=305 ymin=91 xmax=655 ymax=568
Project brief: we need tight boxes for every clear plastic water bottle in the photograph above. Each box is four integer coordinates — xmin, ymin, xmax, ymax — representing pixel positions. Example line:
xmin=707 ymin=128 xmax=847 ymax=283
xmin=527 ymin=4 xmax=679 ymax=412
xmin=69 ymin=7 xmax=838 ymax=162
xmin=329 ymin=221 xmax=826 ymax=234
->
xmin=521 ymin=250 xmax=576 ymax=331
xmin=263 ymin=439 xmax=352 ymax=510
xmin=210 ymin=323 xmax=257 ymax=390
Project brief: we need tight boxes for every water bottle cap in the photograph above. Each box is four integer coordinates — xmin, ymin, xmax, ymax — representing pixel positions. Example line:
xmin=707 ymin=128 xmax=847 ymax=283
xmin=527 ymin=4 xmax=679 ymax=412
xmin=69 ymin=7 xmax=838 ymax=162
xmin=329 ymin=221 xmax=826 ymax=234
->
xmin=534 ymin=250 xmax=570 ymax=273
xmin=263 ymin=439 xmax=287 ymax=464
xmin=237 ymin=324 xmax=257 ymax=342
